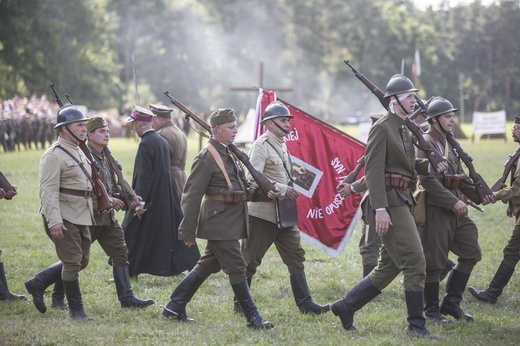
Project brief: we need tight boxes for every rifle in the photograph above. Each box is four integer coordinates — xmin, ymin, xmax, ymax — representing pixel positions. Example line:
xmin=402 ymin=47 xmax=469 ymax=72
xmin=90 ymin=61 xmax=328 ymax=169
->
xmin=49 ymin=83 xmax=112 ymax=212
xmin=344 ymin=60 xmax=447 ymax=169
xmin=491 ymin=147 xmax=520 ymax=192
xmin=337 ymin=156 xmax=365 ymax=191
xmin=104 ymin=146 xmax=140 ymax=209
xmin=414 ymin=96 xmax=494 ymax=202
xmin=163 ymin=91 xmax=277 ymax=196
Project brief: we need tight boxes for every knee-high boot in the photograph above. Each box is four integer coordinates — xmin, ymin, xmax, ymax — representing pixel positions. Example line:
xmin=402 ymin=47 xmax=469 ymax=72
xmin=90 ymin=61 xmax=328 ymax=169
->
xmin=233 ymin=277 xmax=251 ymax=314
xmin=423 ymin=282 xmax=450 ymax=323
xmin=405 ymin=290 xmax=439 ymax=338
xmin=439 ymin=259 xmax=455 ymax=282
xmin=51 ymin=280 xmax=67 ymax=309
xmin=232 ymin=280 xmax=274 ymax=329
xmin=290 ymin=272 xmax=330 ymax=315
xmin=24 ymin=261 xmax=62 ymax=313
xmin=468 ymin=261 xmax=515 ymax=304
xmin=330 ymin=277 xmax=381 ymax=331
xmin=162 ymin=271 xmax=205 ymax=322
xmin=0 ymin=262 xmax=26 ymax=300
xmin=63 ymin=279 xmax=92 ymax=320
xmin=113 ymin=266 xmax=154 ymax=308
xmin=440 ymin=269 xmax=474 ymax=321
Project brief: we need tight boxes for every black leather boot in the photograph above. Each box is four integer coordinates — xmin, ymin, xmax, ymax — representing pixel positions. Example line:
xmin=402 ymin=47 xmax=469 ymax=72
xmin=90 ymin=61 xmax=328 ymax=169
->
xmin=51 ymin=280 xmax=67 ymax=309
xmin=162 ymin=271 xmax=205 ymax=322
xmin=233 ymin=277 xmax=251 ymax=315
xmin=362 ymin=264 xmax=376 ymax=278
xmin=330 ymin=277 xmax=381 ymax=331
xmin=423 ymin=282 xmax=450 ymax=323
xmin=24 ymin=261 xmax=62 ymax=313
xmin=113 ymin=266 xmax=154 ymax=308
xmin=405 ymin=290 xmax=439 ymax=339
xmin=63 ymin=279 xmax=93 ymax=320
xmin=439 ymin=259 xmax=455 ymax=282
xmin=440 ymin=269 xmax=474 ymax=321
xmin=468 ymin=261 xmax=515 ymax=304
xmin=232 ymin=280 xmax=274 ymax=329
xmin=0 ymin=262 xmax=26 ymax=300
xmin=290 ymin=272 xmax=330 ymax=315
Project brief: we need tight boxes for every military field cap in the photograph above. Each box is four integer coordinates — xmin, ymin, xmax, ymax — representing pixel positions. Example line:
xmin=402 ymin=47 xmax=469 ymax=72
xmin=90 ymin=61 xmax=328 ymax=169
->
xmin=86 ymin=117 xmax=108 ymax=132
xmin=149 ymin=103 xmax=173 ymax=118
xmin=515 ymin=114 xmax=520 ymax=124
xmin=126 ymin=105 xmax=154 ymax=123
xmin=209 ymin=108 xmax=237 ymax=127
xmin=369 ymin=113 xmax=384 ymax=124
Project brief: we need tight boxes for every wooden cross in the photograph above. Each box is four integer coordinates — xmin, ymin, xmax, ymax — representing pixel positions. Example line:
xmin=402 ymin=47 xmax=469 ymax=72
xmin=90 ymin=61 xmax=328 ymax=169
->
xmin=230 ymin=62 xmax=293 ymax=93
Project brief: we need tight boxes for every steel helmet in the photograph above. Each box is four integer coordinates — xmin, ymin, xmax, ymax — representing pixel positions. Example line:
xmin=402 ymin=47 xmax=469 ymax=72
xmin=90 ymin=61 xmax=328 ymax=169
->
xmin=426 ymin=97 xmax=458 ymax=121
xmin=384 ymin=74 xmax=419 ymax=98
xmin=54 ymin=105 xmax=86 ymax=128
xmin=261 ymin=101 xmax=293 ymax=124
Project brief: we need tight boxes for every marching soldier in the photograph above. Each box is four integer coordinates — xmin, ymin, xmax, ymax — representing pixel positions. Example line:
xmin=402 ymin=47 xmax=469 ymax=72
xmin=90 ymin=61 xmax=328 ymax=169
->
xmin=161 ymin=108 xmax=274 ymax=329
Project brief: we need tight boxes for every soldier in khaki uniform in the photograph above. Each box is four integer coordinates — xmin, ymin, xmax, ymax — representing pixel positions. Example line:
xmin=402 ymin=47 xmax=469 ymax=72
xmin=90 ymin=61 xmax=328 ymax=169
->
xmin=162 ymin=108 xmax=274 ymax=329
xmin=27 ymin=105 xmax=94 ymax=320
xmin=0 ymin=183 xmax=26 ymax=301
xmin=150 ymin=104 xmax=188 ymax=197
xmin=469 ymin=114 xmax=520 ymax=303
xmin=238 ymin=101 xmax=329 ymax=315
xmin=418 ymin=97 xmax=490 ymax=323
xmin=331 ymin=75 xmax=448 ymax=338
xmin=26 ymin=117 xmax=154 ymax=312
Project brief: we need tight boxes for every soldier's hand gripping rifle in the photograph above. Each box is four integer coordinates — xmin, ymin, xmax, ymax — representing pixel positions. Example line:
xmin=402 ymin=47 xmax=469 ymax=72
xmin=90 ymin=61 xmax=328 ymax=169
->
xmin=491 ymin=146 xmax=520 ymax=192
xmin=344 ymin=60 xmax=447 ymax=169
xmin=163 ymin=91 xmax=277 ymax=196
xmin=414 ymin=96 xmax=494 ymax=203
xmin=104 ymin=146 xmax=140 ymax=209
xmin=49 ymin=83 xmax=112 ymax=212
xmin=336 ymin=156 xmax=365 ymax=191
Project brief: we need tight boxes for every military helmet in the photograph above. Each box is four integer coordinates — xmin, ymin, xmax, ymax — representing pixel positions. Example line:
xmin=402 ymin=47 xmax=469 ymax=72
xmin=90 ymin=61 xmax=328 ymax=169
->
xmin=261 ymin=101 xmax=293 ymax=124
xmin=426 ymin=97 xmax=458 ymax=121
xmin=384 ymin=74 xmax=419 ymax=98
xmin=54 ymin=105 xmax=86 ymax=128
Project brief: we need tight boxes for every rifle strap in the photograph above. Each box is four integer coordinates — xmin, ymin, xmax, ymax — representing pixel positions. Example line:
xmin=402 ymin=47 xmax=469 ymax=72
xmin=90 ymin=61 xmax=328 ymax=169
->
xmin=206 ymin=143 xmax=233 ymax=190
xmin=56 ymin=145 xmax=96 ymax=193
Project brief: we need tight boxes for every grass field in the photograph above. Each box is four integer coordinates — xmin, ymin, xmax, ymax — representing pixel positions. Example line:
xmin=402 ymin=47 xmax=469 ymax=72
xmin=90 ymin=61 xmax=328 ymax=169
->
xmin=1 ymin=125 xmax=519 ymax=345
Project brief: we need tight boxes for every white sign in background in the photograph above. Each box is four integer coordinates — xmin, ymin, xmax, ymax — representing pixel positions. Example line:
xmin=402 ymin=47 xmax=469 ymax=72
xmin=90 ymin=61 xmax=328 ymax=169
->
xmin=472 ymin=110 xmax=507 ymax=135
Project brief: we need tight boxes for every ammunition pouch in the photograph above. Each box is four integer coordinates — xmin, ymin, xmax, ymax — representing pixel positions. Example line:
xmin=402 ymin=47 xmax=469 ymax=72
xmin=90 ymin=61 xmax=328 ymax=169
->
xmin=384 ymin=173 xmax=417 ymax=192
xmin=206 ymin=190 xmax=248 ymax=204
xmin=435 ymin=173 xmax=467 ymax=190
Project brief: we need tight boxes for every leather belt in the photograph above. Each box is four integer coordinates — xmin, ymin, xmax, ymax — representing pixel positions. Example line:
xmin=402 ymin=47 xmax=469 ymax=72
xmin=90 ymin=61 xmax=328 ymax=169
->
xmin=59 ymin=188 xmax=93 ymax=198
xmin=205 ymin=194 xmax=248 ymax=202
xmin=384 ymin=173 xmax=417 ymax=192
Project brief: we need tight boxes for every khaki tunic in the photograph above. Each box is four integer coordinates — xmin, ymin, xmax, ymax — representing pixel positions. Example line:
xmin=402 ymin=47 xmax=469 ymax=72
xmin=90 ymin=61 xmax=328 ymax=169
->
xmin=156 ymin=123 xmax=188 ymax=198
xmin=39 ymin=137 xmax=94 ymax=228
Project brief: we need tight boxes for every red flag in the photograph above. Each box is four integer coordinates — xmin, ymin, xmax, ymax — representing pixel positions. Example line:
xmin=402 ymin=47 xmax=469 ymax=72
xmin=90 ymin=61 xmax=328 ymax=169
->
xmin=254 ymin=90 xmax=366 ymax=256
xmin=412 ymin=48 xmax=421 ymax=80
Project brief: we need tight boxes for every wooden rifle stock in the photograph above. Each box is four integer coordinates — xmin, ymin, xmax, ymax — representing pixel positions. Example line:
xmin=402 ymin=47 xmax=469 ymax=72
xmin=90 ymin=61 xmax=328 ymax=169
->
xmin=344 ymin=62 xmax=447 ymax=169
xmin=163 ymin=91 xmax=277 ymax=195
xmin=104 ymin=146 xmax=139 ymax=209
xmin=49 ymin=83 xmax=112 ymax=212
xmin=414 ymin=95 xmax=493 ymax=201
xmin=491 ymin=147 xmax=520 ymax=192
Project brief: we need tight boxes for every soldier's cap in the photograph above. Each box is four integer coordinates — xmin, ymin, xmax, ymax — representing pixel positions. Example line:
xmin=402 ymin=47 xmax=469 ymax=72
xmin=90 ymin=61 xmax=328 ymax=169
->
xmin=86 ymin=117 xmax=108 ymax=132
xmin=515 ymin=114 xmax=520 ymax=124
xmin=125 ymin=105 xmax=154 ymax=123
xmin=369 ymin=113 xmax=384 ymax=124
xmin=149 ymin=103 xmax=173 ymax=118
xmin=209 ymin=108 xmax=237 ymax=128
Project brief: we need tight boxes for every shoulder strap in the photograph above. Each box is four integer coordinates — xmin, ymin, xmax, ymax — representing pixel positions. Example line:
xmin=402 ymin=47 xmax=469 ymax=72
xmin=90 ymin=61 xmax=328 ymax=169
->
xmin=56 ymin=145 xmax=96 ymax=190
xmin=265 ymin=140 xmax=294 ymax=182
xmin=206 ymin=143 xmax=233 ymax=189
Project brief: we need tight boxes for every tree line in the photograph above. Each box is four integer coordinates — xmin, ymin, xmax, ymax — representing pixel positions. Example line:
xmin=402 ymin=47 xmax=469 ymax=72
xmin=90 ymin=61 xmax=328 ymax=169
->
xmin=1 ymin=0 xmax=519 ymax=122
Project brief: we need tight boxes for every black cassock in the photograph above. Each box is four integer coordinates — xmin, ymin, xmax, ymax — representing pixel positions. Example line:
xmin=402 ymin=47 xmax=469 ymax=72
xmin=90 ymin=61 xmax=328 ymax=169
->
xmin=122 ymin=130 xmax=200 ymax=277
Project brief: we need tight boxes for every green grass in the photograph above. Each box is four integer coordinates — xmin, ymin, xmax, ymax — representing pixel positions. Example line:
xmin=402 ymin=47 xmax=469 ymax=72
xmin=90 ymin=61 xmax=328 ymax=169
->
xmin=1 ymin=127 xmax=519 ymax=345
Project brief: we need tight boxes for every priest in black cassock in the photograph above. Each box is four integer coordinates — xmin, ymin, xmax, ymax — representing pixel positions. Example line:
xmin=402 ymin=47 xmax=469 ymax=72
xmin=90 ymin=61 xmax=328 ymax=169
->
xmin=122 ymin=106 xmax=200 ymax=278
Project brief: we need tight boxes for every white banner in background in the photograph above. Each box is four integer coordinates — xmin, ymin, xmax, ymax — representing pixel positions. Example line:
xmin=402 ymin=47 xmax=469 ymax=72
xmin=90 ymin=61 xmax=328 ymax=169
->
xmin=472 ymin=110 xmax=506 ymax=135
